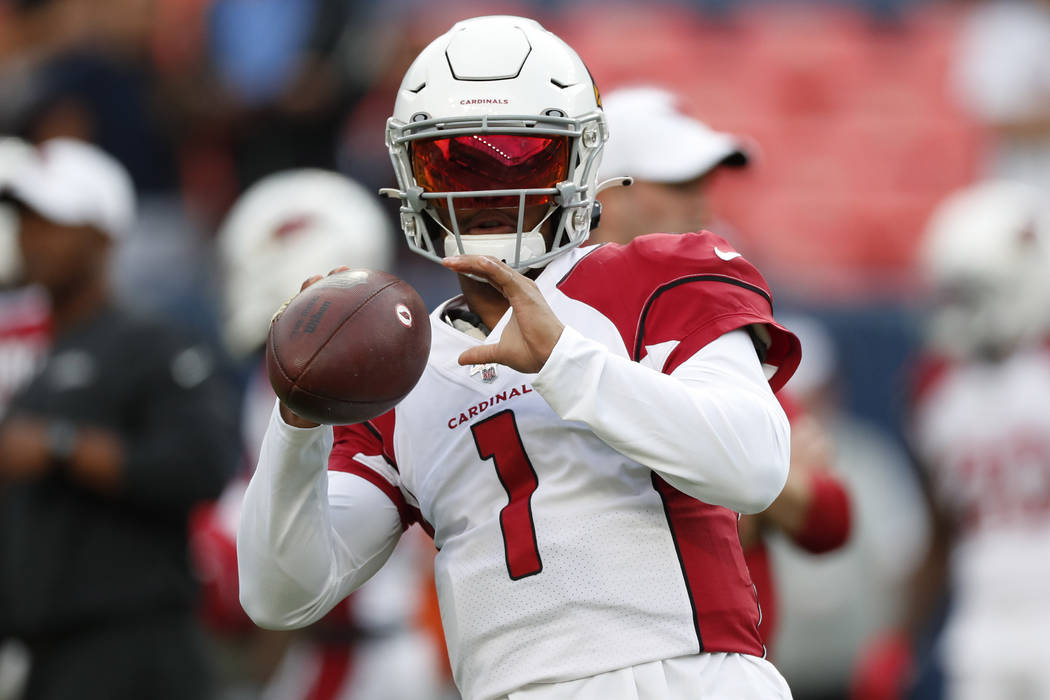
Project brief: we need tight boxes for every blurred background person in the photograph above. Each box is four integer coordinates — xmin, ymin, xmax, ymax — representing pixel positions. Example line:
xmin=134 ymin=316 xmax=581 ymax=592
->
xmin=593 ymin=85 xmax=852 ymax=652
xmin=0 ymin=138 xmax=239 ymax=700
xmin=0 ymin=0 xmax=394 ymax=338
xmin=0 ymin=0 xmax=207 ymax=325
xmin=0 ymin=137 xmax=48 ymax=700
xmin=952 ymin=0 xmax=1050 ymax=194
xmin=194 ymin=168 xmax=450 ymax=700
xmin=854 ymin=180 xmax=1050 ymax=700
xmin=767 ymin=314 xmax=929 ymax=700
xmin=0 ymin=138 xmax=49 ymax=414
xmin=592 ymin=85 xmax=750 ymax=245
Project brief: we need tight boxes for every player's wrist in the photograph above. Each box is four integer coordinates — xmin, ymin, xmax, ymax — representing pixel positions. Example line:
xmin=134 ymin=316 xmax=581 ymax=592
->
xmin=533 ymin=325 xmax=584 ymax=383
xmin=536 ymin=321 xmax=565 ymax=368
xmin=278 ymin=402 xmax=321 ymax=429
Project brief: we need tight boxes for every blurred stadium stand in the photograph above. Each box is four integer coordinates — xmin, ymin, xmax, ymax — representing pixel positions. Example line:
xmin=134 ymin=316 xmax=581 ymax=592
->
xmin=561 ymin=2 xmax=983 ymax=301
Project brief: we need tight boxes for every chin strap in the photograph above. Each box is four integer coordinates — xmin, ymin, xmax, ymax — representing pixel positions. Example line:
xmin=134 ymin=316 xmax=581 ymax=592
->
xmin=442 ymin=230 xmax=547 ymax=265
xmin=596 ymin=176 xmax=634 ymax=193
xmin=432 ymin=204 xmax=560 ymax=269
xmin=381 ymin=179 xmax=633 ymax=266
xmin=590 ymin=177 xmax=634 ymax=232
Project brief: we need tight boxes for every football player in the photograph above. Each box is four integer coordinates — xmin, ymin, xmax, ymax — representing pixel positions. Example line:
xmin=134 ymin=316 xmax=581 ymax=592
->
xmin=854 ymin=181 xmax=1050 ymax=700
xmin=196 ymin=169 xmax=447 ymax=700
xmin=238 ymin=16 xmax=801 ymax=699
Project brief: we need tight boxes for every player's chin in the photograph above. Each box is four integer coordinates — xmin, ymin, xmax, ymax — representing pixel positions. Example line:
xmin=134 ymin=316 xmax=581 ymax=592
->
xmin=447 ymin=203 xmax=548 ymax=230
xmin=464 ymin=225 xmax=516 ymax=236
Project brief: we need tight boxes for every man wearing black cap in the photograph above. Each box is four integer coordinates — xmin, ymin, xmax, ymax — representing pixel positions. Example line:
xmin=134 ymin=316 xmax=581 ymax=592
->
xmin=0 ymin=138 xmax=238 ymax=700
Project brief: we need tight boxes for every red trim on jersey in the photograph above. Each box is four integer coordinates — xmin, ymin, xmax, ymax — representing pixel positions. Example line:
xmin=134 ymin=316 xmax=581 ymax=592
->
xmin=652 ymin=475 xmax=765 ymax=657
xmin=330 ymin=420 xmax=416 ymax=531
xmin=367 ymin=409 xmax=399 ymax=470
xmin=792 ymin=472 xmax=852 ymax=554
xmin=742 ymin=543 xmax=775 ymax=647
xmin=558 ymin=232 xmax=800 ymax=392
xmin=658 ymin=297 xmax=800 ymax=392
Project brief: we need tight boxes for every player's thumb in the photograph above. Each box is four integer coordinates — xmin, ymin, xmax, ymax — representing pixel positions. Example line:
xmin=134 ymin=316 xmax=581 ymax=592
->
xmin=458 ymin=344 xmax=500 ymax=367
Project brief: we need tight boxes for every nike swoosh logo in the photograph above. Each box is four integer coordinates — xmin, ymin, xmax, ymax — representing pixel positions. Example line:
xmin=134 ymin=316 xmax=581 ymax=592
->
xmin=714 ymin=246 xmax=742 ymax=261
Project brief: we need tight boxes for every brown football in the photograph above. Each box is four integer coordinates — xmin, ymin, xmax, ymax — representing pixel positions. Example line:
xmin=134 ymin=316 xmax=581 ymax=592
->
xmin=266 ymin=269 xmax=431 ymax=425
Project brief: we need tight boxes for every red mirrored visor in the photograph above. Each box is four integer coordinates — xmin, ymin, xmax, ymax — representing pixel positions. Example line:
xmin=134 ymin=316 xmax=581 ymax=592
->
xmin=411 ymin=134 xmax=570 ymax=210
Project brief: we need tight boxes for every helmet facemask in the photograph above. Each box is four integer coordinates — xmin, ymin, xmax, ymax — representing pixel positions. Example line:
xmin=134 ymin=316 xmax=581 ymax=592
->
xmin=385 ymin=111 xmax=607 ymax=271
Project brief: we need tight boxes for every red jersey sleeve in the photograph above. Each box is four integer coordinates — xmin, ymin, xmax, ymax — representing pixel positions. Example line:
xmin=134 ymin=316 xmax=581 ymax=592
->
xmin=792 ymin=471 xmax=852 ymax=553
xmin=329 ymin=410 xmax=418 ymax=531
xmin=558 ymin=232 xmax=801 ymax=391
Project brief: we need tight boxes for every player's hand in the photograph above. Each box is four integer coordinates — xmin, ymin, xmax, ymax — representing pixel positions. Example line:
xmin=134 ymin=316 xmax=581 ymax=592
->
xmin=443 ymin=255 xmax=564 ymax=374
xmin=275 ymin=267 xmax=351 ymax=429
xmin=789 ymin=414 xmax=832 ymax=474
xmin=0 ymin=416 xmax=53 ymax=480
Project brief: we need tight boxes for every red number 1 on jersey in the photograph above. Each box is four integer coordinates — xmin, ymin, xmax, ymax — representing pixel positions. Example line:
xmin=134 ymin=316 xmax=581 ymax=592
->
xmin=471 ymin=410 xmax=543 ymax=580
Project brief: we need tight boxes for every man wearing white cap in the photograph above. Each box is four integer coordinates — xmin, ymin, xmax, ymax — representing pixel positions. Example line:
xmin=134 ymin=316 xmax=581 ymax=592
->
xmin=592 ymin=86 xmax=750 ymax=245
xmin=0 ymin=138 xmax=238 ymax=700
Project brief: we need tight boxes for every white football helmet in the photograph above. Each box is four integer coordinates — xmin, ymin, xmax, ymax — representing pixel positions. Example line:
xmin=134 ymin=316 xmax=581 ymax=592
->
xmin=920 ymin=180 xmax=1050 ymax=359
xmin=382 ymin=16 xmax=609 ymax=270
xmin=218 ymin=169 xmax=394 ymax=357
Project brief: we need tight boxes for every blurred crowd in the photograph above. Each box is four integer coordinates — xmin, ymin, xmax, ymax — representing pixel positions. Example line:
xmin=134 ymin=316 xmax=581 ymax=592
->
xmin=2 ymin=0 xmax=1050 ymax=699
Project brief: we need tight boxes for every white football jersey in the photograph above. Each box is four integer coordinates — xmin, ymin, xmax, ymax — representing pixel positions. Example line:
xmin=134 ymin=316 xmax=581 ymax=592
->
xmin=329 ymin=233 xmax=799 ymax=700
xmin=911 ymin=343 xmax=1050 ymax=674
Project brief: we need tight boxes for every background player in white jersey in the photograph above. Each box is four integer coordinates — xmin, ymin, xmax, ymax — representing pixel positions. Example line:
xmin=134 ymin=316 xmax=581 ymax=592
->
xmin=238 ymin=16 xmax=801 ymax=700
xmin=854 ymin=180 xmax=1050 ymax=700
xmin=194 ymin=169 xmax=447 ymax=700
